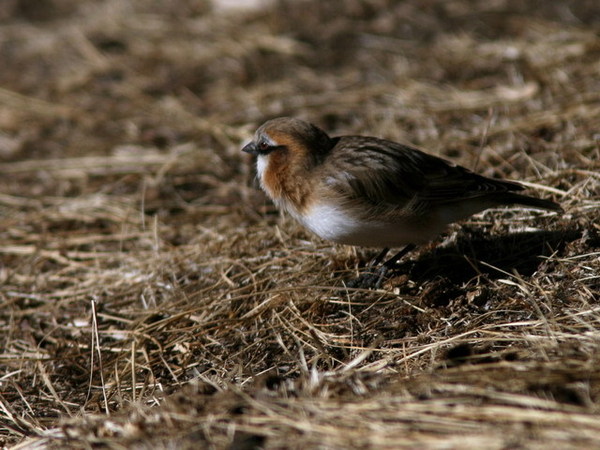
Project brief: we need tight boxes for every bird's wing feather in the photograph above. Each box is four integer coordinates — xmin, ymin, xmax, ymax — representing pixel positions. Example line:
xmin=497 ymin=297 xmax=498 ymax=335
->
xmin=324 ymin=137 xmax=522 ymax=212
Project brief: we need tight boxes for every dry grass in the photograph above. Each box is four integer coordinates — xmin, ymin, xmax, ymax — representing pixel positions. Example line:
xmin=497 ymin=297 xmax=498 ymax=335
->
xmin=1 ymin=0 xmax=599 ymax=448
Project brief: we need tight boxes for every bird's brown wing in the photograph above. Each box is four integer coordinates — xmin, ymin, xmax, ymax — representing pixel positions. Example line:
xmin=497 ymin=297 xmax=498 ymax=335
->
xmin=324 ymin=136 xmax=522 ymax=213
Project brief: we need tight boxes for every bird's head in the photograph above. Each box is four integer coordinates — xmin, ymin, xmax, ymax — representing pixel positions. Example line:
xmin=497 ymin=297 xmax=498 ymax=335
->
xmin=242 ymin=117 xmax=332 ymax=166
xmin=242 ymin=117 xmax=333 ymax=205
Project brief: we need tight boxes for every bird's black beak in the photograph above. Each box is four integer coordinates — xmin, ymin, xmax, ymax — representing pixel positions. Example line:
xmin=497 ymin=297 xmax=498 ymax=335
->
xmin=242 ymin=142 xmax=258 ymax=155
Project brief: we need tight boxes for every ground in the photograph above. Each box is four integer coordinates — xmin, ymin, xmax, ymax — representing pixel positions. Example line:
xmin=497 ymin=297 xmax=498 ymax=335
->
xmin=1 ymin=0 xmax=599 ymax=448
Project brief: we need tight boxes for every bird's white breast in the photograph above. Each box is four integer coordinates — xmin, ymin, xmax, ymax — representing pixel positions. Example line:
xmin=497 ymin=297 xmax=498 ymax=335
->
xmin=296 ymin=203 xmax=361 ymax=244
xmin=296 ymin=202 xmax=442 ymax=247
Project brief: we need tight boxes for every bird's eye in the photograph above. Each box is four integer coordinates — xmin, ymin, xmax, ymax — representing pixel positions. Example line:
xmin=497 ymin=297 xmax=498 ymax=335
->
xmin=258 ymin=141 xmax=269 ymax=151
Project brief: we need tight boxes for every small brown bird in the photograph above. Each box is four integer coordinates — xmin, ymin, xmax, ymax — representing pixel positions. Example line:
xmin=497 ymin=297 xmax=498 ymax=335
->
xmin=243 ymin=117 xmax=562 ymax=286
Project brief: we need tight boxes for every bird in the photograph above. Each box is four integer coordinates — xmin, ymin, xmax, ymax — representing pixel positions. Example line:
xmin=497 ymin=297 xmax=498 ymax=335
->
xmin=242 ymin=117 xmax=562 ymax=287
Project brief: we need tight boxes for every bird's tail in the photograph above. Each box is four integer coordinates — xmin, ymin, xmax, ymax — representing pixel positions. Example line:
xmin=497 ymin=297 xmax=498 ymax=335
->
xmin=495 ymin=192 xmax=563 ymax=212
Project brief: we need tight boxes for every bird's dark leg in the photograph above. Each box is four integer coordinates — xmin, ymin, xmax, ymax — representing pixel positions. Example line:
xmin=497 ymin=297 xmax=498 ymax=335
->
xmin=347 ymin=244 xmax=416 ymax=289
xmin=381 ymin=244 xmax=416 ymax=270
xmin=370 ymin=247 xmax=390 ymax=267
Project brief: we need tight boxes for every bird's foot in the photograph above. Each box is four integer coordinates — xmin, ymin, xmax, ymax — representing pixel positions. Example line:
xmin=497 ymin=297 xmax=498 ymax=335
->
xmin=345 ymin=244 xmax=416 ymax=289
xmin=346 ymin=264 xmax=391 ymax=289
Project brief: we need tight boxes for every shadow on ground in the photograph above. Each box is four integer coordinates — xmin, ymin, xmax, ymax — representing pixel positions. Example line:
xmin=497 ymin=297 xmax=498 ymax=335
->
xmin=400 ymin=227 xmax=582 ymax=285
